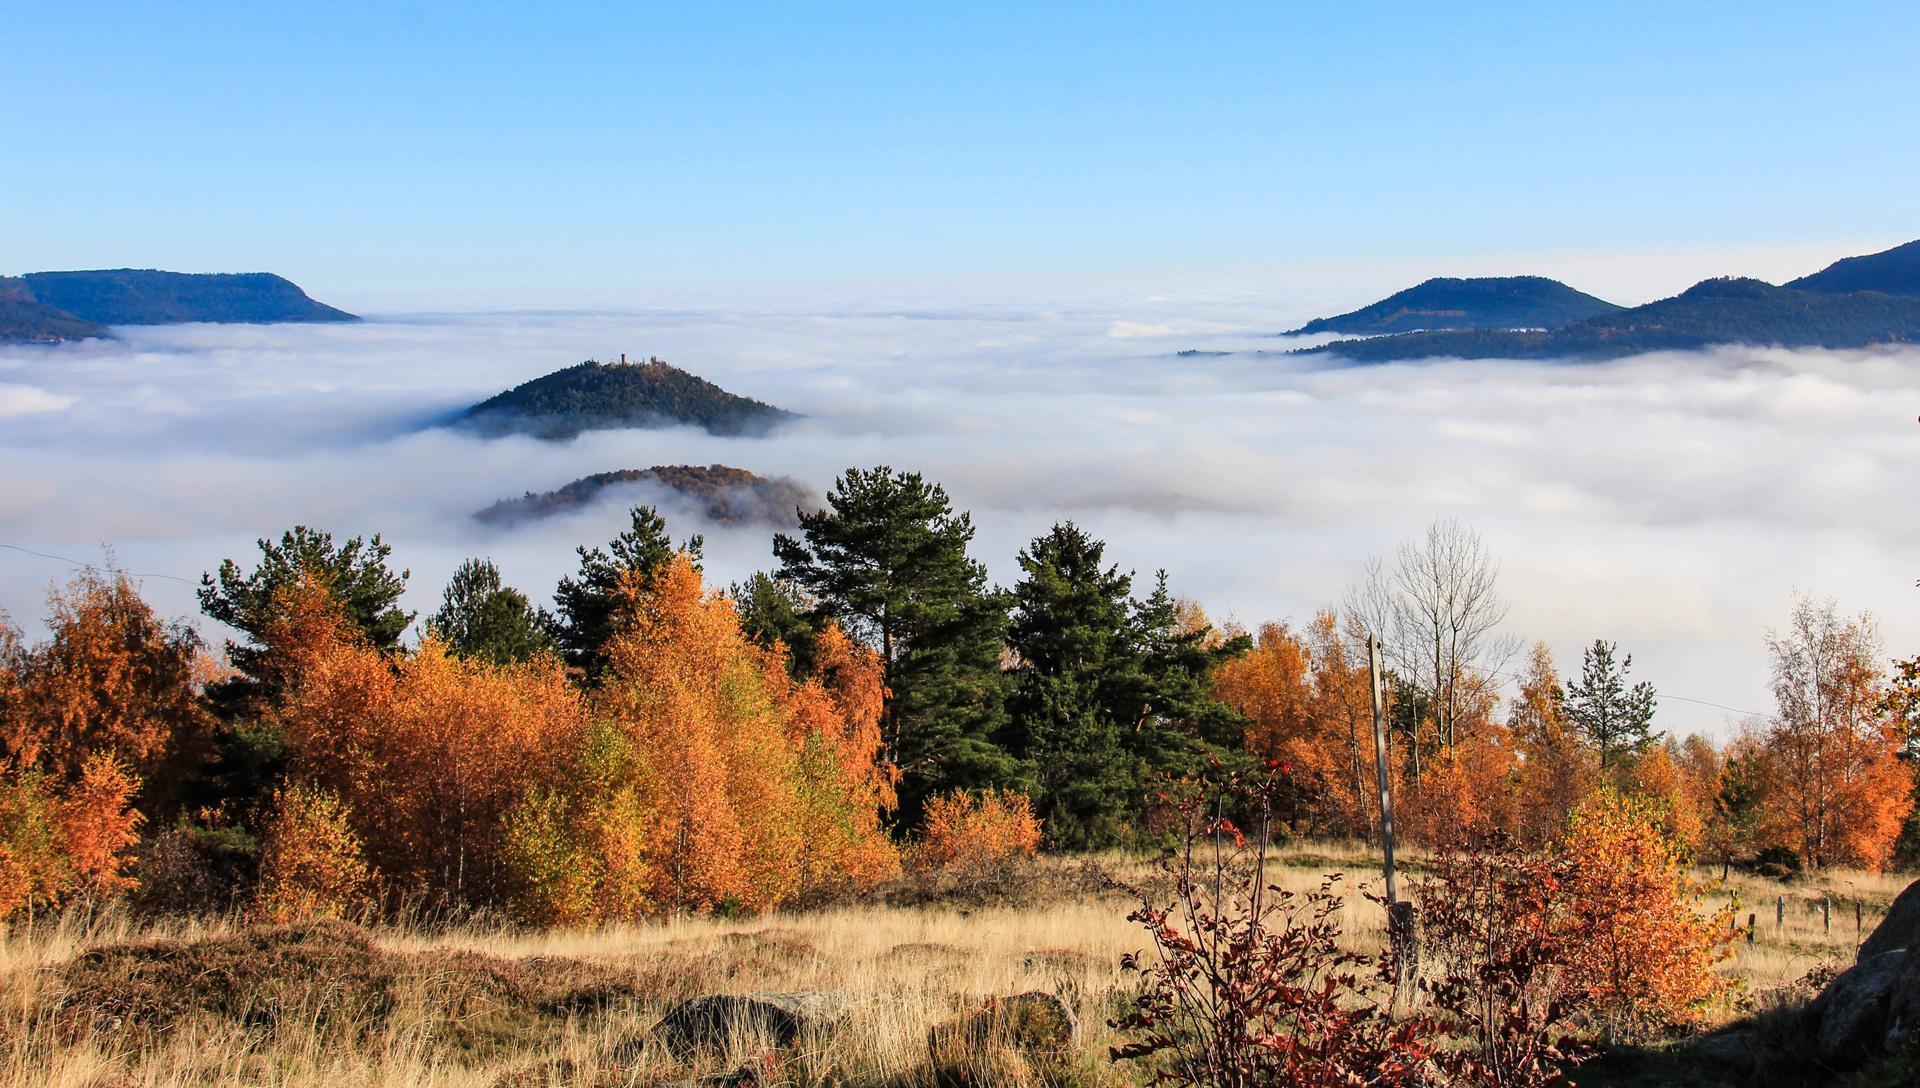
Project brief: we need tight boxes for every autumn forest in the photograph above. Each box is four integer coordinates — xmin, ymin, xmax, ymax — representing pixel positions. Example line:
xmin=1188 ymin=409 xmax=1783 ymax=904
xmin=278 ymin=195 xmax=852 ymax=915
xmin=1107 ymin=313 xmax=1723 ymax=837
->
xmin=5 ymin=463 xmax=1920 ymax=1087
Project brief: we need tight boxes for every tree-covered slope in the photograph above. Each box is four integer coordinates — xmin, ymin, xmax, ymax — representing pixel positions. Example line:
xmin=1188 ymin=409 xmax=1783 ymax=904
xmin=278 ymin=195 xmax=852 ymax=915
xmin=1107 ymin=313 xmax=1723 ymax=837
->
xmin=1302 ymin=278 xmax=1920 ymax=362
xmin=1787 ymin=239 xmax=1920 ymax=296
xmin=459 ymin=358 xmax=796 ymax=439
xmin=0 ymin=281 xmax=108 ymax=343
xmin=14 ymin=270 xmax=356 ymax=325
xmin=1289 ymin=276 xmax=1622 ymax=335
xmin=475 ymin=464 xmax=814 ymax=527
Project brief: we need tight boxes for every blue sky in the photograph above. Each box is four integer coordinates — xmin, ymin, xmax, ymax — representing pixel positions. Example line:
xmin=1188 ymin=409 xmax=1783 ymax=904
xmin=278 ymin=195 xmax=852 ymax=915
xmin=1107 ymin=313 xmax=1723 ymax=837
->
xmin=4 ymin=2 xmax=1917 ymax=299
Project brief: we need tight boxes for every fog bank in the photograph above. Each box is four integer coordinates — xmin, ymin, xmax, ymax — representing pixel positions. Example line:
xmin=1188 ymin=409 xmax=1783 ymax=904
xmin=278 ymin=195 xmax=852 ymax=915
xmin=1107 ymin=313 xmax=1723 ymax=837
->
xmin=3 ymin=283 xmax=1916 ymax=737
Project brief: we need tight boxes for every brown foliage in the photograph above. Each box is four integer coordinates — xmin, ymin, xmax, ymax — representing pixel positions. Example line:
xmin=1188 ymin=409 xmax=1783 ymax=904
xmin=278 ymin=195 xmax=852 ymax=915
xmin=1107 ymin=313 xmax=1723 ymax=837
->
xmin=1751 ymin=595 xmax=1913 ymax=870
xmin=264 ymin=580 xmax=586 ymax=907
xmin=1420 ymin=830 xmax=1586 ymax=1088
xmin=0 ymin=569 xmax=212 ymax=817
xmin=1561 ymin=788 xmax=1734 ymax=1041
xmin=51 ymin=919 xmax=654 ymax=1051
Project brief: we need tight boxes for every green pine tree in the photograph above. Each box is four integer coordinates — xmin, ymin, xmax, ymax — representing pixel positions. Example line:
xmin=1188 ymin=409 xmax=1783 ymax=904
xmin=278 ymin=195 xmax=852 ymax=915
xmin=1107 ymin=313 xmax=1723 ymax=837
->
xmin=427 ymin=558 xmax=556 ymax=666
xmin=1003 ymin=524 xmax=1250 ymax=848
xmin=732 ymin=571 xmax=819 ymax=677
xmin=198 ymin=525 xmax=412 ymax=690
xmin=1564 ymin=639 xmax=1659 ymax=768
xmin=772 ymin=466 xmax=1014 ymax=821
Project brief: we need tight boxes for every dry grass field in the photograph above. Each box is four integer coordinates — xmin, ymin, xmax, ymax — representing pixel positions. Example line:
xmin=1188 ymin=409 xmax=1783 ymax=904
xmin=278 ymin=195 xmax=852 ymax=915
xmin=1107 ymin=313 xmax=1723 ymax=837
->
xmin=0 ymin=842 xmax=1908 ymax=1088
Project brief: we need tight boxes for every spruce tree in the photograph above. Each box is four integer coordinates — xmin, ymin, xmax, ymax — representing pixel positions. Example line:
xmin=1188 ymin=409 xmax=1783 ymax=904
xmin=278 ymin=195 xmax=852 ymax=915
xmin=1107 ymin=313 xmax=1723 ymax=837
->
xmin=427 ymin=559 xmax=555 ymax=666
xmin=1003 ymin=524 xmax=1250 ymax=847
xmin=1003 ymin=522 xmax=1144 ymax=847
xmin=773 ymin=466 xmax=1013 ymax=820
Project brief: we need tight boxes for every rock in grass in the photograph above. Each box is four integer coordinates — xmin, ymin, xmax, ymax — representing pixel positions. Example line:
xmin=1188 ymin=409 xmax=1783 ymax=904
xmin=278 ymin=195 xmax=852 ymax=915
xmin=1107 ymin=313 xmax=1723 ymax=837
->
xmin=1811 ymin=949 xmax=1908 ymax=1062
xmin=1859 ymin=880 xmax=1920 ymax=962
xmin=928 ymin=990 xmax=1080 ymax=1058
xmin=650 ymin=991 xmax=853 ymax=1055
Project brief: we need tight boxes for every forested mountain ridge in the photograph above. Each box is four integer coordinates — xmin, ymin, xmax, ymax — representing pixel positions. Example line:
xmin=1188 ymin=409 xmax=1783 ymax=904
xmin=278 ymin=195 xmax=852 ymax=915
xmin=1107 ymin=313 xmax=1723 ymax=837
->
xmin=1289 ymin=275 xmax=1622 ymax=335
xmin=475 ymin=464 xmax=814 ymax=527
xmin=6 ymin=269 xmax=356 ymax=329
xmin=458 ymin=358 xmax=796 ymax=439
xmin=0 ymin=290 xmax=108 ymax=343
xmin=1787 ymin=238 xmax=1920 ymax=296
xmin=1301 ymin=276 xmax=1920 ymax=362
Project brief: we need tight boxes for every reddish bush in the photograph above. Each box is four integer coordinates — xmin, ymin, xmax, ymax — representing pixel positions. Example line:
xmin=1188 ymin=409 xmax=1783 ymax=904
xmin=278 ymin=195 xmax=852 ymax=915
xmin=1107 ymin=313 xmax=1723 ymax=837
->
xmin=1420 ymin=830 xmax=1586 ymax=1087
xmin=1109 ymin=766 xmax=1430 ymax=1088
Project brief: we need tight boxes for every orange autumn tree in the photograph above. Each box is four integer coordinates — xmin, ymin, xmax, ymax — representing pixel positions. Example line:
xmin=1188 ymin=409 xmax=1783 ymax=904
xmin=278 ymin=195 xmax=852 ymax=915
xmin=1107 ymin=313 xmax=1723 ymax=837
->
xmin=0 ymin=569 xmax=213 ymax=818
xmin=1753 ymin=594 xmax=1913 ymax=870
xmin=1507 ymin=642 xmax=1596 ymax=846
xmin=1616 ymin=739 xmax=1710 ymax=858
xmin=1401 ymin=678 xmax=1515 ymax=843
xmin=1212 ymin=611 xmax=1377 ymax=838
xmin=253 ymin=780 xmax=371 ymax=923
xmin=0 ymin=752 xmax=143 ymax=921
xmin=783 ymin=623 xmax=900 ymax=896
xmin=264 ymin=579 xmax=585 ymax=907
xmin=521 ymin=554 xmax=899 ymax=921
xmin=1214 ymin=621 xmax=1322 ymax=832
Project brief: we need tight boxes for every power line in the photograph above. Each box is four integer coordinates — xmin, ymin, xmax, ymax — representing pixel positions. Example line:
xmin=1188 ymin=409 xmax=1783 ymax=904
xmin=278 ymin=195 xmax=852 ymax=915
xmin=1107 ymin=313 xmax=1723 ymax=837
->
xmin=0 ymin=542 xmax=199 ymax=585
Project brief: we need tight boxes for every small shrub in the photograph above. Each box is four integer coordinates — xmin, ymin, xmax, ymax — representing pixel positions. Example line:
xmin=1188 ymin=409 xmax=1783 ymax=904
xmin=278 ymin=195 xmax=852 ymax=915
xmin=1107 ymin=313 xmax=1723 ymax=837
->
xmin=916 ymin=789 xmax=1042 ymax=873
xmin=1108 ymin=765 xmax=1431 ymax=1088
xmin=1562 ymin=787 xmax=1735 ymax=1042
xmin=1420 ymin=829 xmax=1587 ymax=1087
xmin=253 ymin=781 xmax=371 ymax=923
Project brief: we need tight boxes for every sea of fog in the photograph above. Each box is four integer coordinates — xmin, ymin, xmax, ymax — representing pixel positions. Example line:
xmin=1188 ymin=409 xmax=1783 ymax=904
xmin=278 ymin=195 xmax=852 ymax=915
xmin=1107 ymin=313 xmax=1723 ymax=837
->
xmin=3 ymin=281 xmax=1918 ymax=739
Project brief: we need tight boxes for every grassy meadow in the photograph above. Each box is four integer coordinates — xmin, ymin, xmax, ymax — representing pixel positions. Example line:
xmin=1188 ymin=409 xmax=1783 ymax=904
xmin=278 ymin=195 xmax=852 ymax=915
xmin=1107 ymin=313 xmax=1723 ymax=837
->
xmin=0 ymin=842 xmax=1907 ymax=1088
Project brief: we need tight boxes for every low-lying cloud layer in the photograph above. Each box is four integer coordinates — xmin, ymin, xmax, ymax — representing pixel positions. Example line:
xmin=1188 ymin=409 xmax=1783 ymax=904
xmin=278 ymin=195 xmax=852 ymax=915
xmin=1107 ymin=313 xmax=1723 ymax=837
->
xmin=3 ymin=282 xmax=1916 ymax=737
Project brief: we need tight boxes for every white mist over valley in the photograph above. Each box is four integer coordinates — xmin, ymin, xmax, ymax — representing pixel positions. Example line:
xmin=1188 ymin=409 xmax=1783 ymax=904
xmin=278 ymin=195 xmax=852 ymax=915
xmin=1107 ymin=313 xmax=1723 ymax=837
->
xmin=4 ymin=275 xmax=1917 ymax=739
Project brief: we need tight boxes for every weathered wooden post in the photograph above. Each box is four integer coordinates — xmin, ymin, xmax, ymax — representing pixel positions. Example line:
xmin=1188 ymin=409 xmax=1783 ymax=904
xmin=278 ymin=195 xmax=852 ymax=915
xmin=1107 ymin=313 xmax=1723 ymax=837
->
xmin=1823 ymin=897 xmax=1832 ymax=935
xmin=1747 ymin=913 xmax=1756 ymax=946
xmin=1776 ymin=895 xmax=1785 ymax=936
xmin=1368 ymin=633 xmax=1416 ymax=997
xmin=1855 ymin=901 xmax=1863 ymax=947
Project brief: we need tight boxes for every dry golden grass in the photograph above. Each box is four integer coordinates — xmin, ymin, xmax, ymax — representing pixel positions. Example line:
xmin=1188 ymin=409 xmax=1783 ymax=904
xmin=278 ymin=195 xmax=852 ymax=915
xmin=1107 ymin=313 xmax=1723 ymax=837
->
xmin=0 ymin=844 xmax=1906 ymax=1088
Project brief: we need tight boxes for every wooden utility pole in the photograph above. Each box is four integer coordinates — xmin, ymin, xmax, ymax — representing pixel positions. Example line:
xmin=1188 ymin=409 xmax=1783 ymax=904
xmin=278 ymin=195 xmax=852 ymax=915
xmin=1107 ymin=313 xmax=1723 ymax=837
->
xmin=1369 ymin=634 xmax=1416 ymax=989
xmin=1369 ymin=633 xmax=1399 ymax=907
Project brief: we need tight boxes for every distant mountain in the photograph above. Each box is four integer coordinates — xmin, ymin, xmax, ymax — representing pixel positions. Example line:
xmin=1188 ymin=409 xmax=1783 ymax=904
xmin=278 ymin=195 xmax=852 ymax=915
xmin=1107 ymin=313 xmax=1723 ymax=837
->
xmin=1302 ymin=277 xmax=1920 ymax=363
xmin=1787 ymin=239 xmax=1920 ymax=297
xmin=0 ymin=286 xmax=107 ymax=344
xmin=459 ymin=357 xmax=796 ymax=439
xmin=476 ymin=465 xmax=813 ymax=528
xmin=1289 ymin=276 xmax=1622 ymax=335
xmin=0 ymin=269 xmax=356 ymax=342
xmin=10 ymin=270 xmax=356 ymax=327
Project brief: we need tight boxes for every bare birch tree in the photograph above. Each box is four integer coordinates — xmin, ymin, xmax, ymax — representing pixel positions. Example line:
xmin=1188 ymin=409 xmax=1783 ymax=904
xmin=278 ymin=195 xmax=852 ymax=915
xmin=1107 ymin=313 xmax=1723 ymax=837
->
xmin=1344 ymin=518 xmax=1517 ymax=777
